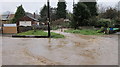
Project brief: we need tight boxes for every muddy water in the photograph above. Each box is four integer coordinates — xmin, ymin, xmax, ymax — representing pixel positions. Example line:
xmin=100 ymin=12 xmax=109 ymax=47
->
xmin=26 ymin=39 xmax=97 ymax=65
xmin=0 ymin=35 xmax=2 ymax=66
xmin=2 ymin=31 xmax=118 ymax=65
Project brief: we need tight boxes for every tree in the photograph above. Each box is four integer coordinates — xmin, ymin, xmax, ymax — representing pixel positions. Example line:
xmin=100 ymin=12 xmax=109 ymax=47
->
xmin=66 ymin=11 xmax=73 ymax=20
xmin=39 ymin=5 xmax=48 ymax=22
xmin=82 ymin=0 xmax=98 ymax=16
xmin=50 ymin=8 xmax=57 ymax=21
xmin=40 ymin=5 xmax=57 ymax=22
xmin=12 ymin=5 xmax=25 ymax=23
xmin=56 ymin=0 xmax=67 ymax=19
xmin=73 ymin=2 xmax=91 ymax=29
xmin=103 ymin=8 xmax=118 ymax=19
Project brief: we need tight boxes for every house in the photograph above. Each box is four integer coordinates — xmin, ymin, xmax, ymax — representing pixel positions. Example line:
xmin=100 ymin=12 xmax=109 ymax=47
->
xmin=0 ymin=14 xmax=15 ymax=34
xmin=17 ymin=14 xmax=39 ymax=26
xmin=16 ymin=13 xmax=40 ymax=33
xmin=1 ymin=12 xmax=40 ymax=33
xmin=1 ymin=15 xmax=9 ymax=24
xmin=8 ymin=14 xmax=15 ymax=21
xmin=1 ymin=14 xmax=15 ymax=24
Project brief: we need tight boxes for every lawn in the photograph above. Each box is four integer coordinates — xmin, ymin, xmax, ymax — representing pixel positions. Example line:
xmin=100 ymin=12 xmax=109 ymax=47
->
xmin=65 ymin=29 xmax=105 ymax=35
xmin=17 ymin=30 xmax=65 ymax=38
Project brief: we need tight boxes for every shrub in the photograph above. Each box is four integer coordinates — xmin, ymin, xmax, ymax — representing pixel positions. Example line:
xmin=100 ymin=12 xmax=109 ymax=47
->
xmin=115 ymin=18 xmax=120 ymax=24
xmin=97 ymin=27 xmax=104 ymax=33
xmin=51 ymin=26 xmax=59 ymax=30
xmin=97 ymin=19 xmax=112 ymax=27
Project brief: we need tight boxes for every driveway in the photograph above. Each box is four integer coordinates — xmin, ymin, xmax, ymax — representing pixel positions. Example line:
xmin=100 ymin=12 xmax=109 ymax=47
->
xmin=2 ymin=31 xmax=118 ymax=65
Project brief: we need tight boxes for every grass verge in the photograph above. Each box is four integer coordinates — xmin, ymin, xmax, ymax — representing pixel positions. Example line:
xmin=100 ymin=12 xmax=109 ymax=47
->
xmin=17 ymin=30 xmax=65 ymax=38
xmin=64 ymin=29 xmax=105 ymax=35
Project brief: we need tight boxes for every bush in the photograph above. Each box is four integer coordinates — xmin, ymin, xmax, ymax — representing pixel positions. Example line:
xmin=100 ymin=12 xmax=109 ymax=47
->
xmin=115 ymin=18 xmax=120 ymax=24
xmin=51 ymin=26 xmax=59 ymax=30
xmin=97 ymin=27 xmax=104 ymax=33
xmin=97 ymin=19 xmax=114 ymax=27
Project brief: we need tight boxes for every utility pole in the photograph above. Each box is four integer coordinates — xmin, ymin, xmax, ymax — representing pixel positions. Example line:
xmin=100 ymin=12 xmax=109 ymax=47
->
xmin=47 ymin=0 xmax=51 ymax=37
xmin=118 ymin=1 xmax=120 ymax=18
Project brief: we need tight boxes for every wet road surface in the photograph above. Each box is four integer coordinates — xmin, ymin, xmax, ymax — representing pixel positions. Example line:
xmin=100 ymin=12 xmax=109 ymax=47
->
xmin=2 ymin=31 xmax=118 ymax=65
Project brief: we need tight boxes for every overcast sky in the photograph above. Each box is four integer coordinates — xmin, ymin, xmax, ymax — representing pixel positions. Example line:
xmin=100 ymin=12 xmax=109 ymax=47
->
xmin=0 ymin=0 xmax=119 ymax=14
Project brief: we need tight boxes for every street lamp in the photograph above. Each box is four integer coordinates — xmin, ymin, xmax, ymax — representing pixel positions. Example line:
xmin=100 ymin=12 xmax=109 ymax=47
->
xmin=47 ymin=0 xmax=51 ymax=37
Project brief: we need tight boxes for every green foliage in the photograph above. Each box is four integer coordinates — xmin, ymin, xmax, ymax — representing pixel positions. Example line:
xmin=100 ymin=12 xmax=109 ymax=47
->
xmin=39 ymin=5 xmax=57 ymax=22
xmin=51 ymin=26 xmax=59 ymax=30
xmin=101 ymin=8 xmax=118 ymax=19
xmin=12 ymin=5 xmax=25 ymax=23
xmin=97 ymin=19 xmax=115 ymax=27
xmin=73 ymin=2 xmax=91 ymax=29
xmin=50 ymin=32 xmax=65 ymax=38
xmin=82 ymin=1 xmax=98 ymax=16
xmin=115 ymin=18 xmax=120 ymax=24
xmin=39 ymin=5 xmax=48 ymax=22
xmin=66 ymin=12 xmax=73 ymax=20
xmin=65 ymin=29 xmax=104 ymax=35
xmin=69 ymin=19 xmax=76 ymax=28
xmin=56 ymin=1 xmax=67 ymax=19
xmin=88 ymin=16 xmax=98 ymax=26
xmin=17 ymin=30 xmax=65 ymax=38
xmin=97 ymin=27 xmax=104 ymax=33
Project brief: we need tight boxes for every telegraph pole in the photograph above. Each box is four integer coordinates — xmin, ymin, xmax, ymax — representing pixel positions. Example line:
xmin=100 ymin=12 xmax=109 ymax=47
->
xmin=118 ymin=1 xmax=120 ymax=18
xmin=47 ymin=0 xmax=51 ymax=37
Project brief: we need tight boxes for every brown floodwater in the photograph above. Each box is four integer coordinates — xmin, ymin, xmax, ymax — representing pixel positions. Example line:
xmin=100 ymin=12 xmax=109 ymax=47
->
xmin=2 ymin=31 xmax=118 ymax=65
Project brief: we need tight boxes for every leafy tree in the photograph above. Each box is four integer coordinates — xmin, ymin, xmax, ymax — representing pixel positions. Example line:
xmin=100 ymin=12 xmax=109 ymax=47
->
xmin=39 ymin=5 xmax=48 ymax=22
xmin=103 ymin=8 xmax=118 ymax=19
xmin=73 ymin=2 xmax=91 ymax=29
xmin=56 ymin=0 xmax=67 ymax=19
xmin=50 ymin=8 xmax=57 ymax=21
xmin=66 ymin=11 xmax=73 ymax=20
xmin=40 ymin=5 xmax=57 ymax=22
xmin=97 ymin=19 xmax=115 ymax=27
xmin=12 ymin=5 xmax=25 ymax=23
xmin=82 ymin=0 xmax=98 ymax=16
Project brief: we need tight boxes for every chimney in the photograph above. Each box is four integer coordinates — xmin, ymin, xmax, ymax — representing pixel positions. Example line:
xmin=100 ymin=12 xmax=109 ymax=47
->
xmin=33 ymin=12 xmax=36 ymax=18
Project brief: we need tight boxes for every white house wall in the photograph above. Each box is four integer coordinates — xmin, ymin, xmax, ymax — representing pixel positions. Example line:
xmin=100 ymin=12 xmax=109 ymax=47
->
xmin=19 ymin=21 xmax=32 ymax=26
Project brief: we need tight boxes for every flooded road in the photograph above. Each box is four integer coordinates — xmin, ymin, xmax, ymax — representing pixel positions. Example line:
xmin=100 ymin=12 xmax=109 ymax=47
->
xmin=0 ymin=34 xmax=2 ymax=66
xmin=2 ymin=31 xmax=118 ymax=65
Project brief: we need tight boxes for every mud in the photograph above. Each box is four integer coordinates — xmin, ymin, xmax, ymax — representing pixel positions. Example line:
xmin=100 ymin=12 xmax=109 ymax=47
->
xmin=2 ymin=30 xmax=118 ymax=65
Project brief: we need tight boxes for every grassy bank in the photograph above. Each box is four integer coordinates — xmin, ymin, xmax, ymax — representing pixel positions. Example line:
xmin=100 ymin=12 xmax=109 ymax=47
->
xmin=17 ymin=30 xmax=65 ymax=38
xmin=65 ymin=29 xmax=105 ymax=35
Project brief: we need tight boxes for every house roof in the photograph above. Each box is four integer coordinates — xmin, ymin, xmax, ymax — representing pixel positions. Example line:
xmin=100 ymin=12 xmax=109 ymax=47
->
xmin=1 ymin=14 xmax=14 ymax=21
xmin=26 ymin=12 xmax=40 ymax=20
xmin=18 ymin=15 xmax=39 ymax=22
xmin=8 ymin=14 xmax=15 ymax=20
xmin=1 ymin=12 xmax=39 ymax=22
xmin=26 ymin=15 xmax=39 ymax=21
xmin=1 ymin=15 xmax=9 ymax=21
